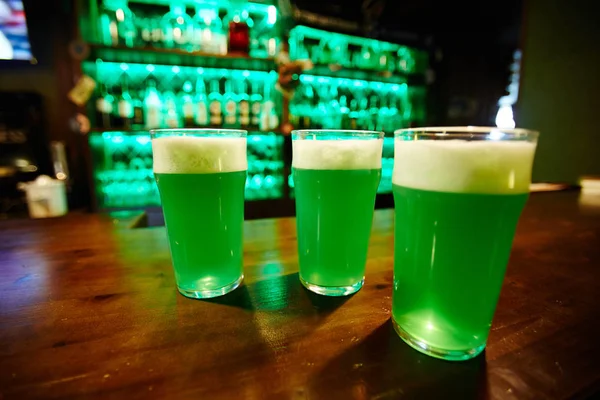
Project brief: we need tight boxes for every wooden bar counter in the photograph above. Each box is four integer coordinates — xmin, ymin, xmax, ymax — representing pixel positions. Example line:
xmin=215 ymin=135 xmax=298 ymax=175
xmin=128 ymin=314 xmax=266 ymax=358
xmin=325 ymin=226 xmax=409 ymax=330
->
xmin=1 ymin=191 xmax=599 ymax=399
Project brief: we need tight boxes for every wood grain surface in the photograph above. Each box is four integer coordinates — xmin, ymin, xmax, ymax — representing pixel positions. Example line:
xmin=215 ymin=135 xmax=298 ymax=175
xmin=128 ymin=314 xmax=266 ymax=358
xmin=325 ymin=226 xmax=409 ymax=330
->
xmin=1 ymin=191 xmax=599 ymax=399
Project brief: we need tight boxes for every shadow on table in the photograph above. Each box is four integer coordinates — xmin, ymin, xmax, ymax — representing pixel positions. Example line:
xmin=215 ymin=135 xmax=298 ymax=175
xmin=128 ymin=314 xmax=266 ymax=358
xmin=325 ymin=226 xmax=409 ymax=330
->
xmin=308 ymin=319 xmax=488 ymax=399
xmin=200 ymin=272 xmax=352 ymax=315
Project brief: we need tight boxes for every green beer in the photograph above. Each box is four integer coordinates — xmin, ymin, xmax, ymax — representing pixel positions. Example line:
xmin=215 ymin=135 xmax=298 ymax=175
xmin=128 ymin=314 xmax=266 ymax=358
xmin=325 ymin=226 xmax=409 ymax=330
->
xmin=151 ymin=130 xmax=247 ymax=299
xmin=294 ymin=168 xmax=382 ymax=288
xmin=292 ymin=130 xmax=383 ymax=296
xmin=392 ymin=129 xmax=538 ymax=360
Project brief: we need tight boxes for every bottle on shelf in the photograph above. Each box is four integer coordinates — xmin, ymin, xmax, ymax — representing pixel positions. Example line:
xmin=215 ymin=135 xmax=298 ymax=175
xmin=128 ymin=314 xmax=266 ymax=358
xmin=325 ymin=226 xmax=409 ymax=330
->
xmin=249 ymin=5 xmax=278 ymax=58
xmin=192 ymin=4 xmax=208 ymax=51
xmin=98 ymin=0 xmax=137 ymax=47
xmin=326 ymin=84 xmax=340 ymax=128
xmin=222 ymin=78 xmax=238 ymax=128
xmin=368 ymin=95 xmax=379 ymax=131
xmin=377 ymin=93 xmax=390 ymax=132
xmin=193 ymin=7 xmax=227 ymax=55
xmin=194 ymin=76 xmax=209 ymax=126
xmin=139 ymin=11 xmax=152 ymax=46
xmin=163 ymin=88 xmax=181 ymax=128
xmin=386 ymin=94 xmax=400 ymax=132
xmin=348 ymin=98 xmax=359 ymax=130
xmin=208 ymin=78 xmax=223 ymax=127
xmin=132 ymin=88 xmax=144 ymax=130
xmin=161 ymin=2 xmax=194 ymax=50
xmin=260 ymin=77 xmax=278 ymax=131
xmin=249 ymin=79 xmax=263 ymax=130
xmin=96 ymin=82 xmax=114 ymax=129
xmin=239 ymin=78 xmax=250 ymax=129
xmin=179 ymin=80 xmax=195 ymax=127
xmin=111 ymin=86 xmax=124 ymax=127
xmin=117 ymin=72 xmax=134 ymax=129
xmin=339 ymin=95 xmax=350 ymax=129
xmin=224 ymin=7 xmax=251 ymax=54
xmin=144 ymin=78 xmax=163 ymax=129
xmin=397 ymin=47 xmax=416 ymax=73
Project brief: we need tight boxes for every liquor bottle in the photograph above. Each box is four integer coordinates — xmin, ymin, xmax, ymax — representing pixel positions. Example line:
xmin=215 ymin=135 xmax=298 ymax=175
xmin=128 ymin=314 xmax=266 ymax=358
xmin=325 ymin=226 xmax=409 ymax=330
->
xmin=144 ymin=79 xmax=163 ymax=128
xmin=387 ymin=94 xmax=400 ymax=132
xmin=118 ymin=72 xmax=134 ymax=129
xmin=348 ymin=98 xmax=359 ymax=130
xmin=139 ymin=13 xmax=152 ymax=46
xmin=249 ymin=80 xmax=262 ymax=130
xmin=150 ymin=12 xmax=164 ymax=47
xmin=194 ymin=8 xmax=226 ymax=55
xmin=368 ymin=95 xmax=379 ymax=131
xmin=208 ymin=79 xmax=223 ymax=127
xmin=377 ymin=93 xmax=390 ymax=132
xmin=163 ymin=89 xmax=180 ymax=128
xmin=222 ymin=79 xmax=238 ymax=128
xmin=239 ymin=78 xmax=250 ymax=129
xmin=339 ymin=95 xmax=350 ymax=130
xmin=96 ymin=83 xmax=114 ymax=129
xmin=315 ymin=86 xmax=328 ymax=129
xmin=98 ymin=0 xmax=136 ymax=47
xmin=132 ymin=88 xmax=144 ymax=129
xmin=249 ymin=6 xmax=277 ymax=58
xmin=326 ymin=84 xmax=340 ymax=128
xmin=161 ymin=2 xmax=193 ymax=50
xmin=397 ymin=47 xmax=415 ymax=74
xmin=194 ymin=77 xmax=209 ymax=126
xmin=192 ymin=5 xmax=209 ymax=51
xmin=300 ymin=83 xmax=315 ymax=129
xmin=179 ymin=80 xmax=195 ymax=127
xmin=224 ymin=7 xmax=250 ymax=54
xmin=260 ymin=79 xmax=278 ymax=131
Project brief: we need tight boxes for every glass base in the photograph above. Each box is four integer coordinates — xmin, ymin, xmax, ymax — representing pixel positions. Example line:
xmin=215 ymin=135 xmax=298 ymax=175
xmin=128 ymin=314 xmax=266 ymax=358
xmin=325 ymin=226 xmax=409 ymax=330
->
xmin=300 ymin=276 xmax=364 ymax=297
xmin=177 ymin=275 xmax=243 ymax=299
xmin=392 ymin=318 xmax=486 ymax=361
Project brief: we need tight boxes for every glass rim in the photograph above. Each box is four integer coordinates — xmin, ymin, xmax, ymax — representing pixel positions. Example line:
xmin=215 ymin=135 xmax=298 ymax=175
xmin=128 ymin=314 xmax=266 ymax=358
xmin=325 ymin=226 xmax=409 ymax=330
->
xmin=292 ymin=129 xmax=384 ymax=139
xmin=394 ymin=126 xmax=539 ymax=140
xmin=150 ymin=128 xmax=247 ymax=138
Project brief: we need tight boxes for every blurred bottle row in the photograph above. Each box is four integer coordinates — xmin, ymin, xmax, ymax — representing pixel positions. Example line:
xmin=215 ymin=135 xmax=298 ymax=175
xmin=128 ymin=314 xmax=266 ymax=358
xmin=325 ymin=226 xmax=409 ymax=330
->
xmin=289 ymin=26 xmax=428 ymax=75
xmin=90 ymin=62 xmax=279 ymax=131
xmin=90 ymin=132 xmax=285 ymax=208
xmin=290 ymin=76 xmax=426 ymax=131
xmin=97 ymin=0 xmax=278 ymax=57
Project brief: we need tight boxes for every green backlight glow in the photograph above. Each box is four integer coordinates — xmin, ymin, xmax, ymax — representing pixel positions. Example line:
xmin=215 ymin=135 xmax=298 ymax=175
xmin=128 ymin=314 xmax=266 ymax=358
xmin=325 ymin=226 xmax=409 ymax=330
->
xmin=84 ymin=60 xmax=274 ymax=87
xmin=289 ymin=25 xmax=428 ymax=76
xmin=90 ymin=130 xmax=285 ymax=209
xmin=128 ymin=0 xmax=276 ymax=16
xmin=300 ymin=74 xmax=407 ymax=87
xmin=291 ymin=25 xmax=402 ymax=52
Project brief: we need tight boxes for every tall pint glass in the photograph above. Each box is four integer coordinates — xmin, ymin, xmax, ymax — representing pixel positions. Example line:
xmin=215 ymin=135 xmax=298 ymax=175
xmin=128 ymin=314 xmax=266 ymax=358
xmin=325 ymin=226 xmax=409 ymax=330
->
xmin=151 ymin=129 xmax=247 ymax=299
xmin=392 ymin=127 xmax=538 ymax=360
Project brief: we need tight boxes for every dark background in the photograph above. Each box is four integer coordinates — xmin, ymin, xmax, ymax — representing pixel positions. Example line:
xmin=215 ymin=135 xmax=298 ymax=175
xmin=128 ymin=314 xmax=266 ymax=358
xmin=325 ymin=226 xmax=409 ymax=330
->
xmin=0 ymin=0 xmax=599 ymax=210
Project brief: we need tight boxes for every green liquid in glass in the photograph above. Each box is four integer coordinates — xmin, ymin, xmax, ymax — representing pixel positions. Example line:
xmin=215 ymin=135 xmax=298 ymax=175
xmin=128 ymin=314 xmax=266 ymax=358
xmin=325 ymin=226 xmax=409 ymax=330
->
xmin=392 ymin=184 xmax=528 ymax=356
xmin=155 ymin=171 xmax=246 ymax=295
xmin=294 ymin=168 xmax=381 ymax=289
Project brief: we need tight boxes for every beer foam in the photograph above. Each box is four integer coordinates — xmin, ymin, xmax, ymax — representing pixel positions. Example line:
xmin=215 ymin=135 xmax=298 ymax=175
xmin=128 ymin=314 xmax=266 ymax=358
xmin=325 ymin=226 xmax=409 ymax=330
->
xmin=152 ymin=136 xmax=247 ymax=174
xmin=292 ymin=139 xmax=383 ymax=170
xmin=393 ymin=140 xmax=536 ymax=194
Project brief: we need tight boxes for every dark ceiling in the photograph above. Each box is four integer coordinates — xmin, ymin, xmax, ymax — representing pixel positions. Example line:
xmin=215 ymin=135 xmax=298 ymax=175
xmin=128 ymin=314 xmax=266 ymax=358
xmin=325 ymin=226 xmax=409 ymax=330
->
xmin=291 ymin=0 xmax=524 ymax=48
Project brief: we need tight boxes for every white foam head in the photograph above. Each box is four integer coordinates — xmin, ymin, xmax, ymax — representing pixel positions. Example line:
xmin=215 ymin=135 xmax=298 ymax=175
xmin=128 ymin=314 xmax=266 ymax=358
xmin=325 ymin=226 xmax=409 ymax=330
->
xmin=393 ymin=140 xmax=537 ymax=194
xmin=293 ymin=139 xmax=383 ymax=170
xmin=152 ymin=136 xmax=247 ymax=174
